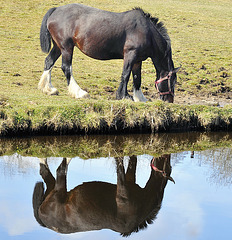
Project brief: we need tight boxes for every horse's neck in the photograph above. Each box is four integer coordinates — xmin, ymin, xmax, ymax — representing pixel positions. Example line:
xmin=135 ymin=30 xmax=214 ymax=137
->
xmin=144 ymin=170 xmax=168 ymax=198
xmin=150 ymin=25 xmax=172 ymax=72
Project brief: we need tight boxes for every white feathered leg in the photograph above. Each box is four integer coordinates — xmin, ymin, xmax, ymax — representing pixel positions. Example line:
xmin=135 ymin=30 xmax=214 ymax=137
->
xmin=38 ymin=68 xmax=59 ymax=95
xmin=68 ymin=67 xmax=89 ymax=99
xmin=39 ymin=158 xmax=48 ymax=167
xmin=133 ymin=88 xmax=147 ymax=102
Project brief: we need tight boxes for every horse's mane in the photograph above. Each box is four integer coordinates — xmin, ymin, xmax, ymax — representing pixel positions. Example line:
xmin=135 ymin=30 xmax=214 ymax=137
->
xmin=121 ymin=203 xmax=162 ymax=237
xmin=133 ymin=7 xmax=171 ymax=48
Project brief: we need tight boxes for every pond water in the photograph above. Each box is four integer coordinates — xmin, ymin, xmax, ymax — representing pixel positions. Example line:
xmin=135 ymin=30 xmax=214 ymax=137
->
xmin=0 ymin=133 xmax=232 ymax=240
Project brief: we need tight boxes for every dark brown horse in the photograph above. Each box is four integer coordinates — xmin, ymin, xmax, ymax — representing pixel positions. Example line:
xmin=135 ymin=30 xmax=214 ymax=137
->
xmin=33 ymin=155 xmax=174 ymax=236
xmin=38 ymin=4 xmax=180 ymax=102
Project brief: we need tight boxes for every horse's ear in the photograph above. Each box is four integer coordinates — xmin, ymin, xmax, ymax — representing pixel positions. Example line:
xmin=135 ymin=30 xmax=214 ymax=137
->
xmin=167 ymin=176 xmax=175 ymax=184
xmin=173 ymin=66 xmax=181 ymax=73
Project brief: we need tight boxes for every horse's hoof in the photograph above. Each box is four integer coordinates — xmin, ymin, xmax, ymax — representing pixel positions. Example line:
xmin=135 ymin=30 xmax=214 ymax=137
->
xmin=74 ymin=90 xmax=90 ymax=99
xmin=81 ymin=91 xmax=90 ymax=99
xmin=116 ymin=93 xmax=133 ymax=101
xmin=125 ymin=94 xmax=133 ymax=101
xmin=48 ymin=88 xmax=59 ymax=95
xmin=39 ymin=158 xmax=48 ymax=166
xmin=133 ymin=89 xmax=148 ymax=102
xmin=40 ymin=86 xmax=59 ymax=96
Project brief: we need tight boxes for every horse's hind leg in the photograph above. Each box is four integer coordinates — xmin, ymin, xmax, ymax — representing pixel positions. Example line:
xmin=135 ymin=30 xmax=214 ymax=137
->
xmin=38 ymin=44 xmax=61 ymax=95
xmin=132 ymin=62 xmax=147 ymax=102
xmin=39 ymin=158 xmax=55 ymax=197
xmin=55 ymin=158 xmax=71 ymax=190
xmin=54 ymin=158 xmax=71 ymax=202
xmin=125 ymin=155 xmax=137 ymax=183
xmin=61 ymin=47 xmax=89 ymax=99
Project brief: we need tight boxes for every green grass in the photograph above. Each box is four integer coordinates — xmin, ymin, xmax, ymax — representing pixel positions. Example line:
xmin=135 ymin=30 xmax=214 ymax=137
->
xmin=0 ymin=0 xmax=232 ymax=136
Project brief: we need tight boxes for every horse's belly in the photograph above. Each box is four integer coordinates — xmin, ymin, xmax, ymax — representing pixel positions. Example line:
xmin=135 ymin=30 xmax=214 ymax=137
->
xmin=78 ymin=47 xmax=123 ymax=60
xmin=73 ymin=20 xmax=125 ymax=60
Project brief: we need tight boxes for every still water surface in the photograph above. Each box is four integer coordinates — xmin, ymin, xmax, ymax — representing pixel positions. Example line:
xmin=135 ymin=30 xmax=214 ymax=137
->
xmin=0 ymin=133 xmax=232 ymax=240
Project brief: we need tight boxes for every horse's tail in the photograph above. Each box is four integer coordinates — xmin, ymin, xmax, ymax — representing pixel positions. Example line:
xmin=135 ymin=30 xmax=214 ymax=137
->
xmin=32 ymin=181 xmax=46 ymax=227
xmin=40 ymin=7 xmax=56 ymax=53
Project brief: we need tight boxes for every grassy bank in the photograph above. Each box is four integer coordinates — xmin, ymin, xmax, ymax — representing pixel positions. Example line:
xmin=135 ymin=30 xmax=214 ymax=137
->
xmin=0 ymin=0 xmax=231 ymax=136
xmin=0 ymin=100 xmax=232 ymax=136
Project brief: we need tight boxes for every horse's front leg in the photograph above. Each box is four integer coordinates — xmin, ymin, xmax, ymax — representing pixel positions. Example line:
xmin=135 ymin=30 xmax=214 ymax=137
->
xmin=132 ymin=62 xmax=147 ymax=102
xmin=115 ymin=157 xmax=136 ymax=220
xmin=116 ymin=51 xmax=136 ymax=100
xmin=61 ymin=48 xmax=89 ymax=99
xmin=115 ymin=157 xmax=128 ymax=204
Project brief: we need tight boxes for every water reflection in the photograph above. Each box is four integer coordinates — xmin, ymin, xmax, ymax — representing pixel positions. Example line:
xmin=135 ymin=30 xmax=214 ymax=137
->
xmin=1 ymin=132 xmax=232 ymax=239
xmin=33 ymin=155 xmax=174 ymax=236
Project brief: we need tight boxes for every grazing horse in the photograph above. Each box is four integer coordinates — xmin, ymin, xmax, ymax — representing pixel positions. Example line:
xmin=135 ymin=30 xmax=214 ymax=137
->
xmin=33 ymin=155 xmax=174 ymax=236
xmin=38 ymin=4 xmax=180 ymax=103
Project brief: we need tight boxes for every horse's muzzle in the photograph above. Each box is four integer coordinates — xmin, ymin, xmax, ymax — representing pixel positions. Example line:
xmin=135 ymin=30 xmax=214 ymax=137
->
xmin=159 ymin=94 xmax=174 ymax=103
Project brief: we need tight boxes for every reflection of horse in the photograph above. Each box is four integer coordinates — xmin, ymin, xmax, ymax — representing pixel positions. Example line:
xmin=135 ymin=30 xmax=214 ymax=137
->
xmin=33 ymin=155 xmax=174 ymax=236
xmin=39 ymin=4 xmax=180 ymax=102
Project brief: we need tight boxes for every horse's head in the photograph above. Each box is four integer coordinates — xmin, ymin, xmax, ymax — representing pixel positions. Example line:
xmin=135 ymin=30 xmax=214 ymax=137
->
xmin=155 ymin=67 xmax=180 ymax=103
xmin=150 ymin=154 xmax=175 ymax=183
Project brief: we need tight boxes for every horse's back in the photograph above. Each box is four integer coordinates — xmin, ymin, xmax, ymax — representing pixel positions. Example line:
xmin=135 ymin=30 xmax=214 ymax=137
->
xmin=46 ymin=3 xmax=149 ymax=38
xmin=47 ymin=3 xmax=120 ymax=25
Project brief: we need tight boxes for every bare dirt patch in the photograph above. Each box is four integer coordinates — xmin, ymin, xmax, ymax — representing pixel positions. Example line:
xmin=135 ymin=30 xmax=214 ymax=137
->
xmin=174 ymin=93 xmax=231 ymax=107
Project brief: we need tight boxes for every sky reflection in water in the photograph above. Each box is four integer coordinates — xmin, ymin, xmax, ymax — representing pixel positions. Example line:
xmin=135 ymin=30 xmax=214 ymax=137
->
xmin=0 ymin=149 xmax=232 ymax=240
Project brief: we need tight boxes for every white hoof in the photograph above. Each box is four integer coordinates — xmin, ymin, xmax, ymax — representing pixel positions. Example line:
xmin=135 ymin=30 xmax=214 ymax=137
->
xmin=39 ymin=85 xmax=59 ymax=95
xmin=75 ymin=89 xmax=90 ymax=99
xmin=39 ymin=69 xmax=59 ymax=95
xmin=47 ymin=87 xmax=59 ymax=95
xmin=133 ymin=88 xmax=147 ymax=102
xmin=39 ymin=158 xmax=48 ymax=167
xmin=68 ymin=86 xmax=90 ymax=99
xmin=66 ymin=158 xmax=72 ymax=165
xmin=68 ymin=76 xmax=90 ymax=99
